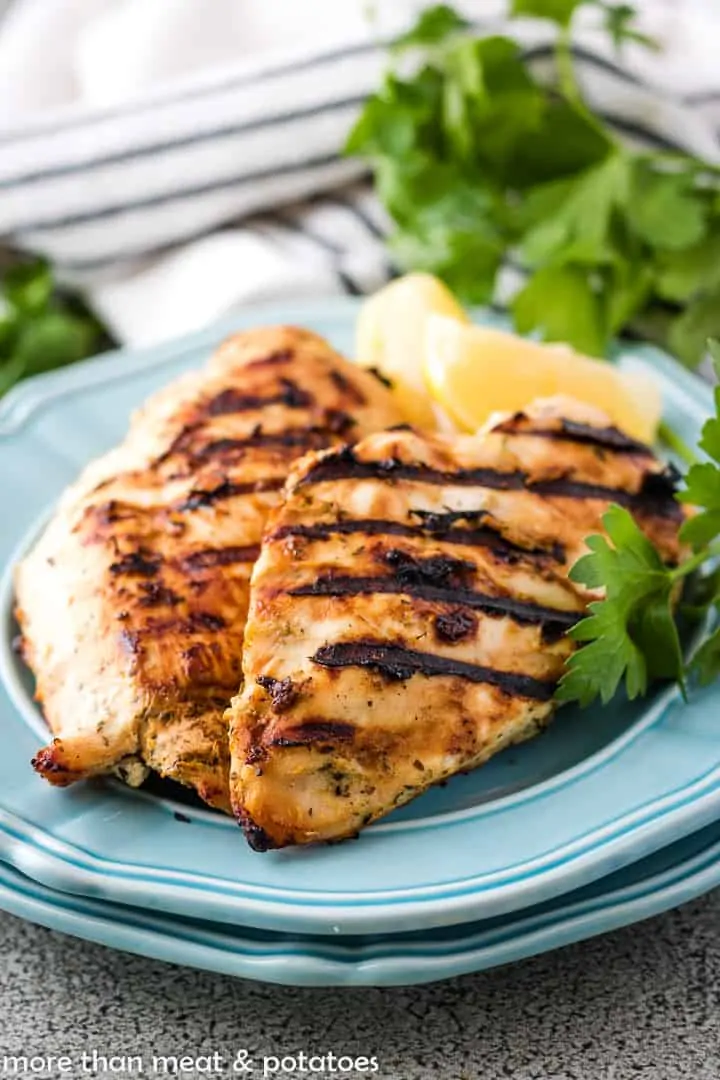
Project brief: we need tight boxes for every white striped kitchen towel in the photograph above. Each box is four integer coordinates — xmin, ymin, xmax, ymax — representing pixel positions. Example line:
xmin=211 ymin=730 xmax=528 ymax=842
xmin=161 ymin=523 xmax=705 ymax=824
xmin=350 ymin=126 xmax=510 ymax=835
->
xmin=0 ymin=0 xmax=718 ymax=345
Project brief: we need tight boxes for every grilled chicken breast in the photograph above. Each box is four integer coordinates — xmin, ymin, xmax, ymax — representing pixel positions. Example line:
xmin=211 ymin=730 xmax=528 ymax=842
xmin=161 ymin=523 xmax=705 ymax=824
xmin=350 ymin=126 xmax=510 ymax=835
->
xmin=16 ymin=327 xmax=402 ymax=810
xmin=229 ymin=399 xmax=685 ymax=848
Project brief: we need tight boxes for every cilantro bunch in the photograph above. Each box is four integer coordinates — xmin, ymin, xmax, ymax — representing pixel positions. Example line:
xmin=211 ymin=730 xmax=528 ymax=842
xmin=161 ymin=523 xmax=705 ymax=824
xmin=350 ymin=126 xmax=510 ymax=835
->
xmin=557 ymin=343 xmax=720 ymax=706
xmin=0 ymin=257 xmax=107 ymax=398
xmin=346 ymin=0 xmax=720 ymax=365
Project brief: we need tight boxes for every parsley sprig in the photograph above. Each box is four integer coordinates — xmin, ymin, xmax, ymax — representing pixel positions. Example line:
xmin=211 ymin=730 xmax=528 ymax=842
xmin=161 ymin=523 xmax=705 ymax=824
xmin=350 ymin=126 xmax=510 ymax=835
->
xmin=557 ymin=343 xmax=720 ymax=706
xmin=0 ymin=256 xmax=108 ymax=399
xmin=347 ymin=1 xmax=720 ymax=365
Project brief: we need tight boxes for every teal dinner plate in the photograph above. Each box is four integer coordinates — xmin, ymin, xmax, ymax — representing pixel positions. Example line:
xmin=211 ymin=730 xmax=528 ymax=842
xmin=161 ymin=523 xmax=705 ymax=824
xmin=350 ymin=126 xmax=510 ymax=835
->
xmin=0 ymin=298 xmax=717 ymax=936
xmin=1 ymin=818 xmax=720 ymax=986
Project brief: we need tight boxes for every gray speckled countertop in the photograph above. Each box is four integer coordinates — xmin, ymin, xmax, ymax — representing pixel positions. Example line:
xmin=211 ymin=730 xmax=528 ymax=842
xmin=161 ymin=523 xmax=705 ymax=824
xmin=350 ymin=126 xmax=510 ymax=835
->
xmin=1 ymin=892 xmax=720 ymax=1080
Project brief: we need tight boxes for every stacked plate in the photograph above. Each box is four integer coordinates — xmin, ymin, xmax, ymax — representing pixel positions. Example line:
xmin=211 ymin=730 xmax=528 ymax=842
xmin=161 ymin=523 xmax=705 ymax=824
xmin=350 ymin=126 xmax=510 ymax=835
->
xmin=1 ymin=298 xmax=719 ymax=987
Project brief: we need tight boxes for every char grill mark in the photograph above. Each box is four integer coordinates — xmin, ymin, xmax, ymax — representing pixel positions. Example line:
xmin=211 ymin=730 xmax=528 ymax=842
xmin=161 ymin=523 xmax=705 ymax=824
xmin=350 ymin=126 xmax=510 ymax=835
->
xmin=204 ymin=377 xmax=312 ymax=416
xmin=270 ymin=517 xmax=564 ymax=563
xmin=255 ymin=676 xmax=298 ymax=712
xmin=187 ymin=611 xmax=227 ymax=632
xmin=137 ymin=582 xmax=182 ymax=608
xmin=409 ymin=508 xmax=566 ymax=563
xmin=299 ymin=448 xmax=527 ymax=492
xmin=244 ymin=348 xmax=294 ymax=369
xmin=237 ymin=810 xmax=277 ymax=852
xmin=323 ymin=409 xmax=357 ymax=435
xmin=92 ymin=500 xmax=136 ymax=526
xmin=166 ymin=415 xmax=356 ymax=470
xmin=290 ymin=571 xmax=580 ymax=632
xmin=434 ymin=610 xmax=477 ymax=643
xmin=409 ymin=508 xmax=488 ymax=530
xmin=178 ymin=477 xmax=285 ymax=511
xmin=532 ymin=470 xmax=682 ymax=516
xmin=155 ymin=423 xmax=202 ymax=465
xmin=30 ymin=746 xmax=80 ymax=783
xmin=312 ymin=641 xmax=556 ymax=701
xmin=298 ymin=447 xmax=681 ymax=517
xmin=180 ymin=545 xmax=260 ymax=570
xmin=139 ymin=611 xmax=228 ymax=638
xmin=328 ymin=368 xmax=366 ymax=406
xmin=196 ymin=431 xmax=322 ymax=457
xmin=493 ymin=417 xmax=653 ymax=454
xmin=367 ymin=366 xmax=394 ymax=389
xmin=379 ymin=549 xmax=475 ymax=588
xmin=194 ymin=421 xmax=354 ymax=459
xmin=269 ymin=721 xmax=356 ymax=748
xmin=109 ymin=550 xmax=161 ymax=577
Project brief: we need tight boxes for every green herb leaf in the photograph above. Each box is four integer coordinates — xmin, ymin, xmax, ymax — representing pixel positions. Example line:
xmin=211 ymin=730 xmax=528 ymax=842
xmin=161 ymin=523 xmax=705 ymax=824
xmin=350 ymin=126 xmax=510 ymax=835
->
xmin=3 ymin=259 xmax=52 ymax=315
xmin=668 ymin=288 xmax=720 ymax=368
xmin=512 ymin=99 xmax=614 ymax=188
xmin=511 ymin=0 xmax=583 ymax=27
xmin=512 ymin=264 xmax=606 ymax=355
xmin=556 ymin=345 xmax=720 ymax=705
xmin=674 ymin=340 xmax=720 ymax=689
xmin=600 ymin=4 xmax=660 ymax=52
xmin=679 ymin=378 xmax=720 ymax=550
xmin=606 ymin=259 xmax=654 ymax=333
xmin=348 ymin=2 xmax=720 ymax=368
xmin=391 ymin=4 xmax=469 ymax=51
xmin=14 ymin=311 xmax=98 ymax=375
xmin=626 ymin=164 xmax=707 ymax=251
xmin=556 ymin=506 xmax=683 ymax=706
xmin=0 ymin=257 xmax=107 ymax=397
xmin=691 ymin=625 xmax=720 ymax=686
xmin=655 ymin=233 xmax=720 ymax=303
xmin=521 ymin=153 xmax=629 ymax=267
xmin=0 ymin=354 xmax=26 ymax=396
xmin=345 ymin=68 xmax=442 ymax=160
xmin=389 ymin=181 xmax=505 ymax=303
xmin=708 ymin=339 xmax=720 ymax=372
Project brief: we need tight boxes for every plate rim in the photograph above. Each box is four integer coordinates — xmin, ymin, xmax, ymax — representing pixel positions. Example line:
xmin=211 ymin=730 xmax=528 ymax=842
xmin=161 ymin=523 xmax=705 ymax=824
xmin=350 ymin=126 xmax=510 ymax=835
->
xmin=1 ymin=821 xmax=719 ymax=987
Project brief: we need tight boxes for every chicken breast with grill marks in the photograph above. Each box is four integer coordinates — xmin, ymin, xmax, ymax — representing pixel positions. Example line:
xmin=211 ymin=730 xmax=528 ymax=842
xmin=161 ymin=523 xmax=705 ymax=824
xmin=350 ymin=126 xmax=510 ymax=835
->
xmin=228 ymin=398 xmax=685 ymax=848
xmin=15 ymin=326 xmax=403 ymax=810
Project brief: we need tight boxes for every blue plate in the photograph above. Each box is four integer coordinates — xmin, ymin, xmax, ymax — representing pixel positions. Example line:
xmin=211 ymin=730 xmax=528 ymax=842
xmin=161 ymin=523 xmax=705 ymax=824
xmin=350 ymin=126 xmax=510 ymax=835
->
xmin=2 ymin=818 xmax=720 ymax=986
xmin=0 ymin=298 xmax=717 ymax=936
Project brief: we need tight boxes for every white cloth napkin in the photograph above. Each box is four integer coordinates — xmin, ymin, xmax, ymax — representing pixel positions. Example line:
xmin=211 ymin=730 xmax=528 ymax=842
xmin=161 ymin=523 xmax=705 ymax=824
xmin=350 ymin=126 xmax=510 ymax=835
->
xmin=0 ymin=0 xmax=719 ymax=347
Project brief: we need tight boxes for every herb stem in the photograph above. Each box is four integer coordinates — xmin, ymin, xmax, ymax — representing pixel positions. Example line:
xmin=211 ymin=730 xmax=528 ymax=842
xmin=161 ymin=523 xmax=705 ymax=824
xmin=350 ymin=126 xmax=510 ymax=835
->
xmin=658 ymin=420 xmax=698 ymax=467
xmin=554 ymin=24 xmax=618 ymax=148
xmin=648 ymin=150 xmax=720 ymax=178
xmin=671 ymin=544 xmax=720 ymax=583
xmin=555 ymin=26 xmax=579 ymax=105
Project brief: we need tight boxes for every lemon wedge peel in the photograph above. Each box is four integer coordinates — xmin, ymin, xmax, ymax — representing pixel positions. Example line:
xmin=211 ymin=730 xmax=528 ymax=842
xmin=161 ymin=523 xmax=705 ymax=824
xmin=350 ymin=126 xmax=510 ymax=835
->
xmin=423 ymin=315 xmax=662 ymax=445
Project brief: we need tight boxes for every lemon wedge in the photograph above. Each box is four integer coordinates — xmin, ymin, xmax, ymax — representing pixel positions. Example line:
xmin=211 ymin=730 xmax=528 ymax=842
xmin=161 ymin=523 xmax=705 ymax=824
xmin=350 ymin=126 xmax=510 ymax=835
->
xmin=424 ymin=316 xmax=662 ymax=444
xmin=355 ymin=273 xmax=470 ymax=429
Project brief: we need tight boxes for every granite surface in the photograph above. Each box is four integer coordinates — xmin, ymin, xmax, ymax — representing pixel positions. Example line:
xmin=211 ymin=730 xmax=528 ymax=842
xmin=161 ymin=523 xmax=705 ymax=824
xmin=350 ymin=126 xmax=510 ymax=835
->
xmin=1 ymin=890 xmax=719 ymax=1080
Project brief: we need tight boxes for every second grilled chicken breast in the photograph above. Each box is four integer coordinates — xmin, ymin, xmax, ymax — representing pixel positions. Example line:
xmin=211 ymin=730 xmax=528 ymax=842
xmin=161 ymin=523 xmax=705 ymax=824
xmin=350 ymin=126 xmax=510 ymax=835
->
xmin=16 ymin=327 xmax=402 ymax=810
xmin=229 ymin=400 xmax=684 ymax=847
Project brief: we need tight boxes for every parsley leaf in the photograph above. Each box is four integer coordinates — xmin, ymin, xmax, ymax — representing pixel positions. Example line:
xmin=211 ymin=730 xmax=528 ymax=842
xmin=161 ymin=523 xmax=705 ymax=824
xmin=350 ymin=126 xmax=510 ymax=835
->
xmin=0 ymin=257 xmax=107 ymax=398
xmin=347 ymin=3 xmax=720 ymax=363
xmin=678 ymin=346 xmax=720 ymax=548
xmin=656 ymin=233 xmax=720 ymax=303
xmin=626 ymin=164 xmax=707 ymax=251
xmin=391 ymin=4 xmax=469 ymax=51
xmin=558 ymin=340 xmax=720 ymax=707
xmin=556 ymin=506 xmax=684 ymax=705
xmin=511 ymin=0 xmax=583 ymax=26
xmin=599 ymin=3 xmax=660 ymax=51
xmin=512 ymin=265 xmax=606 ymax=355
xmin=669 ymin=287 xmax=720 ymax=369
xmin=521 ymin=153 xmax=629 ymax=267
xmin=691 ymin=625 xmax=720 ymax=686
